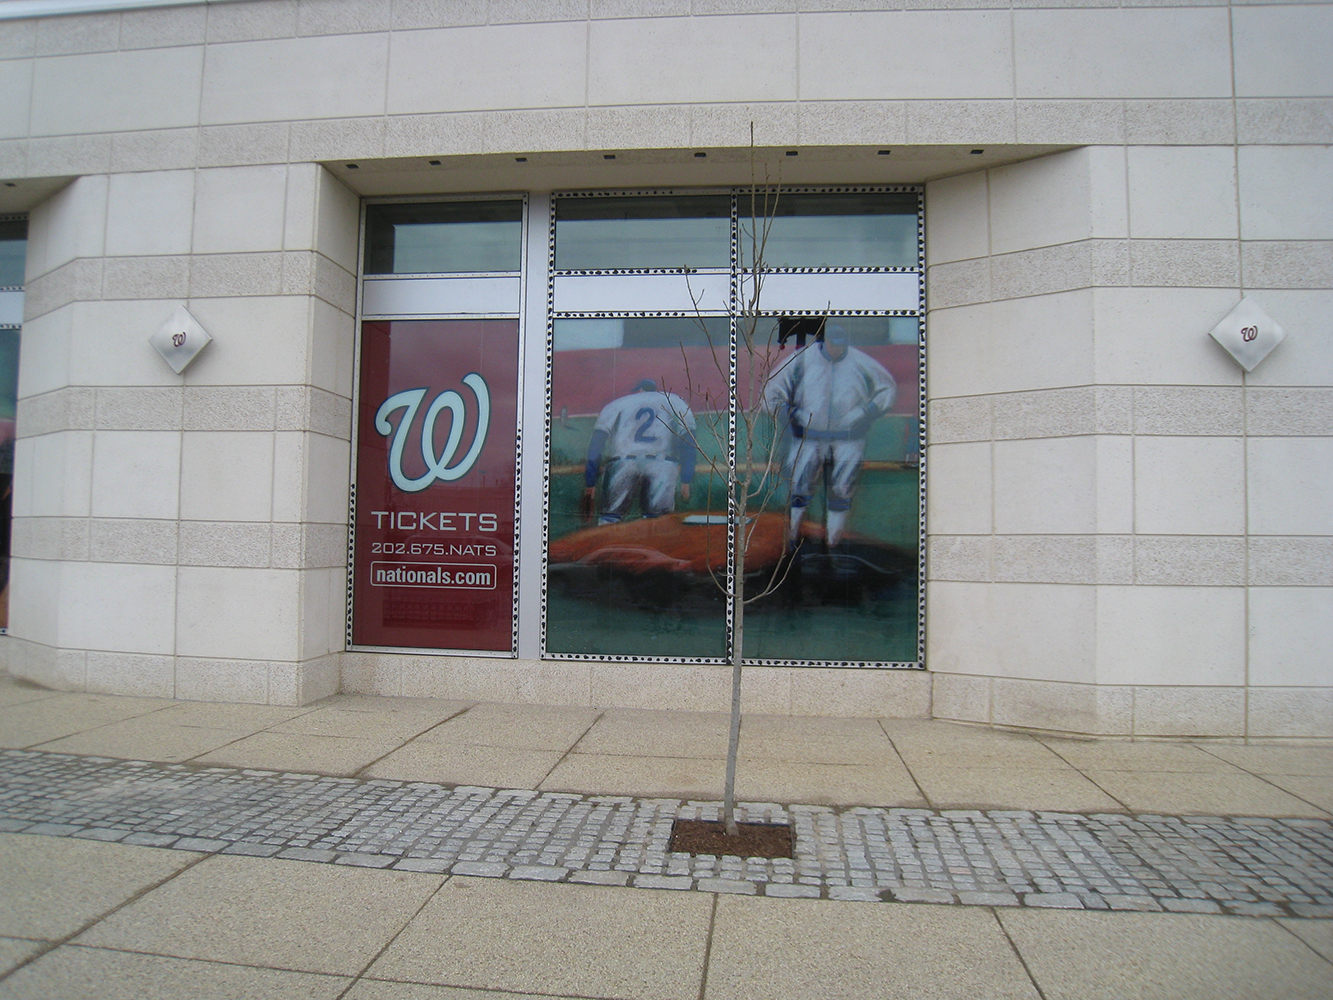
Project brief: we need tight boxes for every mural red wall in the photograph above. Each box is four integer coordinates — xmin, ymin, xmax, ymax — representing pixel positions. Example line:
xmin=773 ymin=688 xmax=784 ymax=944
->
xmin=352 ymin=320 xmax=519 ymax=652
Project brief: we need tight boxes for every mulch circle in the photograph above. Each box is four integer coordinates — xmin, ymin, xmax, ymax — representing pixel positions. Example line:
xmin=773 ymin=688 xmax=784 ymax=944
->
xmin=669 ymin=818 xmax=794 ymax=859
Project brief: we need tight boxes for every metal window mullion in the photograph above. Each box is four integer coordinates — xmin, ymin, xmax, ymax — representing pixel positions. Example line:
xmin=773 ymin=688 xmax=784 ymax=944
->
xmin=345 ymin=199 xmax=372 ymax=650
xmin=915 ymin=189 xmax=928 ymax=670
xmin=508 ymin=192 xmax=532 ymax=658
xmin=539 ymin=193 xmax=559 ymax=659
xmin=725 ymin=189 xmax=740 ymax=662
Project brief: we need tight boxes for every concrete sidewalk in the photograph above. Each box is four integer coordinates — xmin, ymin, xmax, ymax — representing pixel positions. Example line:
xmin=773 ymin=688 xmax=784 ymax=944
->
xmin=1 ymin=673 xmax=1331 ymax=999
xmin=2 ymin=674 xmax=1330 ymax=817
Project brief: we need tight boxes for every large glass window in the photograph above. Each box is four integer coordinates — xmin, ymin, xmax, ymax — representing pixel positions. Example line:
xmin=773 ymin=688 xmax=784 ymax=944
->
xmin=544 ymin=189 xmax=924 ymax=666
xmin=0 ymin=217 xmax=26 ymax=636
xmin=547 ymin=317 xmax=731 ymax=659
xmin=350 ymin=190 xmax=924 ymax=666
xmin=351 ymin=199 xmax=524 ymax=654
xmin=351 ymin=319 xmax=520 ymax=652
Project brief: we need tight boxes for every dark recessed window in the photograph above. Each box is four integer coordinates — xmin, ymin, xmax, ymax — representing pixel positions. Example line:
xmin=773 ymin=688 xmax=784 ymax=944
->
xmin=364 ymin=201 xmax=523 ymax=274
xmin=0 ymin=219 xmax=27 ymax=288
xmin=554 ymin=195 xmax=731 ymax=270
xmin=739 ymin=192 xmax=919 ymax=269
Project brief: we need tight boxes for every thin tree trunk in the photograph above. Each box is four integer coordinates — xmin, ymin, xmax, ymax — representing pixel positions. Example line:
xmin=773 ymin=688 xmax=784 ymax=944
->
xmin=723 ymin=482 xmax=746 ymax=837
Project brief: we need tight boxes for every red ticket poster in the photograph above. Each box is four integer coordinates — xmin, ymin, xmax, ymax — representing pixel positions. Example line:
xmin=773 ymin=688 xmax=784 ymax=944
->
xmin=352 ymin=320 xmax=519 ymax=651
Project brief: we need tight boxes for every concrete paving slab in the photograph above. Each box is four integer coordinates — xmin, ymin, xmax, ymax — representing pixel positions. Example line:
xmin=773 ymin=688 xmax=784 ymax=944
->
xmin=190 ymin=731 xmax=404 ymax=776
xmin=0 ymin=938 xmax=44 ymax=977
xmin=540 ymin=752 xmax=726 ymax=798
xmin=1041 ymin=740 xmax=1248 ymax=773
xmin=907 ymin=765 xmax=1124 ymax=812
xmin=891 ymin=731 xmax=1075 ymax=770
xmin=1085 ymin=770 xmax=1332 ymax=818
xmin=572 ymin=709 xmax=729 ymax=758
xmin=1263 ymin=775 xmax=1333 ymax=813
xmin=413 ymin=703 xmax=600 ymax=752
xmin=31 ymin=718 xmax=251 ymax=764
xmin=0 ymin=694 xmax=175 ymax=749
xmin=704 ymin=895 xmax=1040 ymax=1000
xmin=367 ymin=876 xmax=711 ymax=1000
xmin=738 ymin=714 xmax=898 ymax=765
xmin=0 ymin=945 xmax=349 ymax=1000
xmin=361 ymin=742 xmax=564 ymax=787
xmin=348 ymin=983 xmax=574 ymax=1000
xmin=735 ymin=758 xmax=926 ymax=807
xmin=320 ymin=694 xmax=475 ymax=715
xmin=268 ymin=704 xmax=468 ymax=742
xmin=9 ymin=693 xmax=175 ymax=722
xmin=146 ymin=701 xmax=315 ymax=731
xmin=0 ymin=677 xmax=60 ymax=709
xmin=74 ymin=855 xmax=444 ymax=976
xmin=0 ymin=833 xmax=200 ymax=941
xmin=1201 ymin=745 xmax=1333 ymax=777
xmin=878 ymin=717 xmax=976 ymax=737
xmin=1278 ymin=917 xmax=1333 ymax=963
xmin=0 ymin=719 xmax=92 ymax=751
xmin=998 ymin=909 xmax=1333 ymax=1000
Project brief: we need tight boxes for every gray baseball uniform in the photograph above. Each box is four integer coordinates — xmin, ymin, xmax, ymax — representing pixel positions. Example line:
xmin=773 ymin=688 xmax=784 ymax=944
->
xmin=586 ymin=385 xmax=697 ymax=524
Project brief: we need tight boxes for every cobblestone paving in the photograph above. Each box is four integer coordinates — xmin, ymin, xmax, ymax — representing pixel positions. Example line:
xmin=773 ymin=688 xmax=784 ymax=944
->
xmin=2 ymin=748 xmax=1330 ymax=917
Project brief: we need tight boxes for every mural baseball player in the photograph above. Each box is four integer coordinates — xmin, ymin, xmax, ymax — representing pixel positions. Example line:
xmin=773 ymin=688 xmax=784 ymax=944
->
xmin=582 ymin=378 xmax=698 ymax=524
xmin=764 ymin=323 xmax=897 ymax=548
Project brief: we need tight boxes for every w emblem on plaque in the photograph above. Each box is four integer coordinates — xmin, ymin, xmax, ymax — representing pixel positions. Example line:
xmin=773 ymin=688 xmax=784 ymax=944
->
xmin=375 ymin=374 xmax=491 ymax=492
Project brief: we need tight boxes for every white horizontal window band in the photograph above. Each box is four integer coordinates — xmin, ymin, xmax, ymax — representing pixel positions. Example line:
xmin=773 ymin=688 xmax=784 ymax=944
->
xmin=0 ymin=291 xmax=23 ymax=327
xmin=740 ymin=271 xmax=921 ymax=314
xmin=553 ymin=272 xmax=731 ymax=315
xmin=361 ymin=275 xmax=521 ymax=318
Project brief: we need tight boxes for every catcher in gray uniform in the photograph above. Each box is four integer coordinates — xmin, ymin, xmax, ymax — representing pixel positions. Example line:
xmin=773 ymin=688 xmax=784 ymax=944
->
xmin=763 ymin=324 xmax=896 ymax=548
xmin=583 ymin=379 xmax=697 ymax=524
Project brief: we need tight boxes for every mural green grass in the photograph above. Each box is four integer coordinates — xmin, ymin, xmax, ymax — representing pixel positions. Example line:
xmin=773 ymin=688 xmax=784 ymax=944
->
xmin=545 ymin=462 xmax=920 ymax=663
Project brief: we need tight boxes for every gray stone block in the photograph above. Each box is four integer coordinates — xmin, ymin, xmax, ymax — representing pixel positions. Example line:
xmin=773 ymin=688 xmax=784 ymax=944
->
xmin=890 ymin=888 xmax=956 ymax=904
xmin=221 ymin=842 xmax=282 ymax=857
xmin=633 ymin=875 xmax=694 ymax=890
xmin=276 ymin=847 xmax=337 ymax=863
xmin=171 ymin=837 xmax=229 ymax=852
xmin=569 ymin=869 xmax=631 ymax=886
xmin=1160 ymin=897 xmax=1223 ymax=914
xmin=1023 ymin=892 xmax=1085 ymax=909
xmin=333 ymin=853 xmax=394 ymax=869
xmin=764 ymin=883 xmax=822 ymax=898
xmin=508 ymin=865 xmax=569 ymax=881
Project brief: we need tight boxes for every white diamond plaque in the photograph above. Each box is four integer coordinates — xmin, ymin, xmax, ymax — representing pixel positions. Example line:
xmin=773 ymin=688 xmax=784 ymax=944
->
xmin=150 ymin=305 xmax=212 ymax=374
xmin=1209 ymin=296 xmax=1285 ymax=373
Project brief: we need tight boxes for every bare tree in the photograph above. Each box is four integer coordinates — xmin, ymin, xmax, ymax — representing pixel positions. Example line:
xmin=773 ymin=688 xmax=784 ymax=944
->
xmin=672 ymin=127 xmax=807 ymax=836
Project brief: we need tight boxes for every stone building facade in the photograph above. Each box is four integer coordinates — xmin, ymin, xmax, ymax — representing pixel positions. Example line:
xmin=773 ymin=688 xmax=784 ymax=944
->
xmin=0 ymin=0 xmax=1328 ymax=738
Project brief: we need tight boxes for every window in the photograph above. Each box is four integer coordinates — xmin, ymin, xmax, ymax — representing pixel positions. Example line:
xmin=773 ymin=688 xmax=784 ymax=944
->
xmin=543 ymin=189 xmax=923 ymax=666
xmin=350 ymin=201 xmax=525 ymax=654
xmin=0 ymin=216 xmax=27 ymax=635
xmin=349 ymin=190 xmax=925 ymax=667
xmin=364 ymin=200 xmax=523 ymax=275
xmin=554 ymin=195 xmax=730 ymax=271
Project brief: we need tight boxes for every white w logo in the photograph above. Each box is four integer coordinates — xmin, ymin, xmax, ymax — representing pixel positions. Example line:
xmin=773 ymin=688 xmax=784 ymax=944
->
xmin=375 ymin=374 xmax=491 ymax=493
